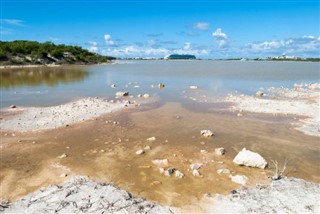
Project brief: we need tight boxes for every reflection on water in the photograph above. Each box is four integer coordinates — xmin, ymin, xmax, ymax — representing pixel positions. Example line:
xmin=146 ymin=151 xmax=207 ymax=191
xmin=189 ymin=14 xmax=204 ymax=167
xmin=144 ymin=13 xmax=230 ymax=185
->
xmin=0 ymin=67 xmax=89 ymax=89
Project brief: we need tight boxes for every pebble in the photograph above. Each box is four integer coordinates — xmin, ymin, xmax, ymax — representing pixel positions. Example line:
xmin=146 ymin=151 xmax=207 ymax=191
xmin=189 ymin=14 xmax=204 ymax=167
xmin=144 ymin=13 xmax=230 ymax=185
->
xmin=215 ymin=147 xmax=226 ymax=156
xmin=175 ymin=170 xmax=184 ymax=178
xmin=110 ymin=84 xmax=116 ymax=88
xmin=164 ymin=167 xmax=175 ymax=176
xmin=158 ymin=83 xmax=165 ymax=89
xmin=146 ymin=136 xmax=156 ymax=141
xmin=135 ymin=149 xmax=145 ymax=155
xmin=59 ymin=173 xmax=68 ymax=178
xmin=152 ymin=159 xmax=168 ymax=166
xmin=217 ymin=169 xmax=231 ymax=174
xmin=200 ymin=130 xmax=214 ymax=137
xmin=190 ymin=163 xmax=203 ymax=170
xmin=57 ymin=153 xmax=68 ymax=159
xmin=144 ymin=145 xmax=151 ymax=150
xmin=10 ymin=105 xmax=16 ymax=108
xmin=189 ymin=86 xmax=198 ymax=89
xmin=143 ymin=93 xmax=150 ymax=98
xmin=192 ymin=169 xmax=201 ymax=177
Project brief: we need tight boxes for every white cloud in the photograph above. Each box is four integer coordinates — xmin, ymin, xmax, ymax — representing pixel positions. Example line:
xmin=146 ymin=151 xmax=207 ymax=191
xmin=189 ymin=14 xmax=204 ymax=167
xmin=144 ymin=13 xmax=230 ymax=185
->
xmin=88 ymin=41 xmax=98 ymax=53
xmin=104 ymin=34 xmax=115 ymax=45
xmin=193 ymin=22 xmax=210 ymax=30
xmin=212 ymin=28 xmax=228 ymax=49
xmin=183 ymin=42 xmax=191 ymax=50
xmin=147 ymin=39 xmax=156 ymax=47
xmin=89 ymin=41 xmax=97 ymax=46
xmin=0 ymin=19 xmax=24 ymax=26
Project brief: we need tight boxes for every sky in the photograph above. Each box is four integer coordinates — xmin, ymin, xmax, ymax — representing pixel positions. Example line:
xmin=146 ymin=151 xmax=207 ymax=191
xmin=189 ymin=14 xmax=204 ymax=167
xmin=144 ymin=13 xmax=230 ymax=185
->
xmin=1 ymin=0 xmax=319 ymax=59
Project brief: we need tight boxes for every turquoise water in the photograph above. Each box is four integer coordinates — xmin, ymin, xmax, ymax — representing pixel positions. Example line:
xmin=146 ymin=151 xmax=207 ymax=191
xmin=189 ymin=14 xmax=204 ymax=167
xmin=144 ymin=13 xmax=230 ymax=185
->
xmin=1 ymin=60 xmax=319 ymax=107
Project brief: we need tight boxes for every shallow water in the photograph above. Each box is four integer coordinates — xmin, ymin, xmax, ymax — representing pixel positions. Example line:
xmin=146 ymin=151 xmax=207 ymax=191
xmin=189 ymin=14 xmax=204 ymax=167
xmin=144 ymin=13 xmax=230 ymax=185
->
xmin=0 ymin=60 xmax=319 ymax=207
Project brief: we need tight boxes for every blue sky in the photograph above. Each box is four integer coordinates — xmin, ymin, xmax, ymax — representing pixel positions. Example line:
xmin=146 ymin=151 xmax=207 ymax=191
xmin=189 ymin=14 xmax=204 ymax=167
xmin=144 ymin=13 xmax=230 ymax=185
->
xmin=1 ymin=0 xmax=319 ymax=59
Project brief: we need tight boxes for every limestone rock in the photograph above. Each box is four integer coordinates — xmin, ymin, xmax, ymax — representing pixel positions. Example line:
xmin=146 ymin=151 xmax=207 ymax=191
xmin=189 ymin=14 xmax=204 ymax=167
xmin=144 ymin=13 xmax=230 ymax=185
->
xmin=115 ymin=91 xmax=129 ymax=97
xmin=190 ymin=163 xmax=203 ymax=170
xmin=152 ymin=159 xmax=168 ymax=166
xmin=233 ymin=148 xmax=267 ymax=169
xmin=215 ymin=147 xmax=226 ymax=156
xmin=230 ymin=175 xmax=248 ymax=185
xmin=175 ymin=170 xmax=184 ymax=178
xmin=217 ymin=169 xmax=230 ymax=174
xmin=192 ymin=169 xmax=201 ymax=177
xmin=57 ymin=153 xmax=67 ymax=159
xmin=146 ymin=136 xmax=156 ymax=141
xmin=143 ymin=93 xmax=150 ymax=98
xmin=200 ymin=130 xmax=214 ymax=137
xmin=135 ymin=150 xmax=145 ymax=155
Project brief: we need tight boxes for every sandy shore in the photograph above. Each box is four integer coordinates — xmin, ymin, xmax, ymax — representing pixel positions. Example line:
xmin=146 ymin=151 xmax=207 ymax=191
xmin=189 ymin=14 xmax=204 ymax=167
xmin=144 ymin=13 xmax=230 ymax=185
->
xmin=0 ymin=97 xmax=136 ymax=132
xmin=226 ymin=83 xmax=320 ymax=137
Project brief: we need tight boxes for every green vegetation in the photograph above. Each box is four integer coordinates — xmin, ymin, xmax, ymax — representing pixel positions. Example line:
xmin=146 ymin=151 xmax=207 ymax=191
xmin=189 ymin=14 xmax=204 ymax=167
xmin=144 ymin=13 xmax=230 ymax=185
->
xmin=0 ymin=40 xmax=115 ymax=65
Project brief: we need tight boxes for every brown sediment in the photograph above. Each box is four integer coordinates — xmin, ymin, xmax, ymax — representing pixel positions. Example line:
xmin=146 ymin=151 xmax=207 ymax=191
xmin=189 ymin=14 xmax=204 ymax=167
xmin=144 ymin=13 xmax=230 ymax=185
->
xmin=1 ymin=102 xmax=319 ymax=207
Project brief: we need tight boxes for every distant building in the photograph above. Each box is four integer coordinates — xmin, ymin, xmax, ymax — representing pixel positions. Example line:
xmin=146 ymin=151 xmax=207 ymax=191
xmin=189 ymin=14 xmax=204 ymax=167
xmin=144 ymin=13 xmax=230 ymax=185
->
xmin=164 ymin=54 xmax=196 ymax=60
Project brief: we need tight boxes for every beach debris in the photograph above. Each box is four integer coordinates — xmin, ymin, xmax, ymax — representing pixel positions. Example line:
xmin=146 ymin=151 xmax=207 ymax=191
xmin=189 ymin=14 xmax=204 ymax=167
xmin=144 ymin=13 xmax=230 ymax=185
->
xmin=190 ymin=163 xmax=203 ymax=170
xmin=256 ymin=91 xmax=264 ymax=97
xmin=135 ymin=149 xmax=145 ymax=155
xmin=175 ymin=170 xmax=184 ymax=178
xmin=192 ymin=169 xmax=201 ymax=177
xmin=146 ymin=136 xmax=156 ymax=141
xmin=115 ymin=91 xmax=129 ymax=97
xmin=57 ymin=153 xmax=68 ymax=159
xmin=143 ymin=93 xmax=150 ymax=98
xmin=158 ymin=83 xmax=165 ymax=89
xmin=217 ymin=169 xmax=231 ymax=174
xmin=10 ymin=105 xmax=16 ymax=108
xmin=110 ymin=84 xmax=116 ymax=88
xmin=152 ymin=159 xmax=168 ymax=166
xmin=230 ymin=174 xmax=248 ymax=185
xmin=190 ymin=86 xmax=198 ymax=89
xmin=233 ymin=148 xmax=268 ymax=169
xmin=215 ymin=147 xmax=226 ymax=156
xmin=164 ymin=167 xmax=175 ymax=176
xmin=200 ymin=130 xmax=214 ymax=137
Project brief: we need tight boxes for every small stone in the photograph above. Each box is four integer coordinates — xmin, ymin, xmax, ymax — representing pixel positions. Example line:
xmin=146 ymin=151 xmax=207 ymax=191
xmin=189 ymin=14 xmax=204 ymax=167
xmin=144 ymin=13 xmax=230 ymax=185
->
xmin=192 ymin=169 xmax=201 ymax=177
xmin=175 ymin=170 xmax=184 ymax=178
xmin=150 ymin=181 xmax=162 ymax=185
xmin=190 ymin=86 xmax=198 ymax=89
xmin=200 ymin=130 xmax=214 ymax=137
xmin=152 ymin=159 xmax=168 ymax=166
xmin=159 ymin=167 xmax=165 ymax=174
xmin=200 ymin=150 xmax=207 ymax=154
xmin=111 ymin=84 xmax=116 ymax=88
xmin=215 ymin=147 xmax=226 ymax=156
xmin=137 ymin=94 xmax=142 ymax=98
xmin=136 ymin=149 xmax=145 ymax=155
xmin=237 ymin=113 xmax=243 ymax=117
xmin=113 ymin=121 xmax=119 ymax=125
xmin=190 ymin=163 xmax=203 ymax=170
xmin=230 ymin=175 xmax=248 ymax=185
xmin=115 ymin=91 xmax=129 ymax=97
xmin=164 ymin=167 xmax=175 ymax=176
xmin=59 ymin=173 xmax=68 ymax=178
xmin=143 ymin=93 xmax=150 ymax=98
xmin=144 ymin=145 xmax=151 ymax=150
xmin=158 ymin=83 xmax=165 ymax=88
xmin=100 ymin=149 xmax=105 ymax=153
xmin=256 ymin=91 xmax=264 ymax=97
xmin=146 ymin=136 xmax=156 ymax=141
xmin=233 ymin=148 xmax=268 ymax=169
xmin=10 ymin=105 xmax=16 ymax=108
xmin=217 ymin=169 xmax=231 ymax=174
xmin=200 ymin=142 xmax=206 ymax=145
xmin=66 ymin=146 xmax=70 ymax=149
xmin=57 ymin=153 xmax=67 ymax=159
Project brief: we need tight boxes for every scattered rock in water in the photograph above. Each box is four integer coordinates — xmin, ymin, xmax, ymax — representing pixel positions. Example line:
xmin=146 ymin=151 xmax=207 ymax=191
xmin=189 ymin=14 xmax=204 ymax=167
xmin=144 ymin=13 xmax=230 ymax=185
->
xmin=143 ymin=93 xmax=150 ymax=98
xmin=190 ymin=163 xmax=203 ymax=170
xmin=192 ymin=169 xmax=201 ymax=177
xmin=57 ymin=153 xmax=67 ymax=159
xmin=115 ymin=91 xmax=129 ymax=97
xmin=146 ymin=136 xmax=156 ymax=141
xmin=152 ymin=159 xmax=169 ymax=166
xmin=200 ymin=130 xmax=214 ymax=137
xmin=230 ymin=174 xmax=248 ymax=185
xmin=110 ymin=84 xmax=116 ymax=88
xmin=175 ymin=170 xmax=184 ymax=178
xmin=217 ymin=169 xmax=231 ymax=174
xmin=158 ymin=83 xmax=165 ymax=89
xmin=190 ymin=86 xmax=198 ymax=89
xmin=10 ymin=105 xmax=16 ymax=109
xmin=164 ymin=167 xmax=175 ymax=176
xmin=233 ymin=148 xmax=268 ymax=169
xmin=256 ymin=91 xmax=264 ymax=97
xmin=135 ymin=150 xmax=145 ymax=155
xmin=215 ymin=147 xmax=226 ymax=156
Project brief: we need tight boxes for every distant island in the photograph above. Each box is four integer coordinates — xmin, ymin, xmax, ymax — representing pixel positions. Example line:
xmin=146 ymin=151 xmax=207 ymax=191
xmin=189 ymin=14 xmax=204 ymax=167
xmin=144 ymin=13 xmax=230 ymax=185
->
xmin=164 ymin=54 xmax=196 ymax=60
xmin=0 ymin=40 xmax=115 ymax=66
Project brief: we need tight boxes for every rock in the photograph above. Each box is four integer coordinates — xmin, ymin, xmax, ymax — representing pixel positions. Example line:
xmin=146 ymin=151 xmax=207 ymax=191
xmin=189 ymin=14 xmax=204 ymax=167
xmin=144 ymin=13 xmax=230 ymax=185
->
xmin=200 ymin=150 xmax=207 ymax=154
xmin=10 ymin=105 xmax=16 ymax=108
xmin=233 ymin=148 xmax=268 ymax=169
xmin=59 ymin=173 xmax=68 ymax=178
xmin=158 ymin=83 xmax=165 ymax=88
xmin=175 ymin=170 xmax=184 ymax=178
xmin=190 ymin=163 xmax=203 ymax=170
xmin=159 ymin=167 xmax=165 ymax=174
xmin=111 ymin=84 xmax=116 ymax=88
xmin=146 ymin=136 xmax=156 ymax=141
xmin=164 ymin=167 xmax=175 ymax=176
xmin=190 ymin=86 xmax=198 ymax=89
xmin=217 ymin=169 xmax=231 ymax=174
xmin=192 ymin=169 xmax=201 ymax=177
xmin=150 ymin=180 xmax=162 ymax=186
xmin=57 ymin=153 xmax=67 ymax=159
xmin=144 ymin=145 xmax=151 ymax=150
xmin=200 ymin=130 xmax=214 ymax=137
xmin=115 ymin=91 xmax=129 ymax=97
xmin=256 ymin=91 xmax=264 ymax=97
xmin=135 ymin=150 xmax=145 ymax=155
xmin=137 ymin=94 xmax=142 ymax=98
xmin=237 ymin=113 xmax=243 ymax=117
xmin=215 ymin=147 xmax=226 ymax=156
xmin=230 ymin=175 xmax=248 ymax=185
xmin=143 ymin=93 xmax=150 ymax=98
xmin=152 ymin=159 xmax=168 ymax=166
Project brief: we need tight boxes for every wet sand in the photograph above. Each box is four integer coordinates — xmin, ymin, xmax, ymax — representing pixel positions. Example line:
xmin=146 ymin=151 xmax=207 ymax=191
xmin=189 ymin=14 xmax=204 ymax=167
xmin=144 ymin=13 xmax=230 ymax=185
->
xmin=1 ymin=101 xmax=319 ymax=209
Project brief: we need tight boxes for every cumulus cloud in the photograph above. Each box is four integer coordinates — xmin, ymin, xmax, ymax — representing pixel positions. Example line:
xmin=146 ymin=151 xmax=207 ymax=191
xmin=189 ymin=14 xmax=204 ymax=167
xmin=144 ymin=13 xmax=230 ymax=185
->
xmin=193 ymin=22 xmax=210 ymax=30
xmin=88 ymin=41 xmax=98 ymax=53
xmin=104 ymin=34 xmax=115 ymax=45
xmin=212 ymin=28 xmax=228 ymax=49
xmin=183 ymin=42 xmax=191 ymax=50
xmin=246 ymin=35 xmax=320 ymax=56
xmin=0 ymin=19 xmax=24 ymax=26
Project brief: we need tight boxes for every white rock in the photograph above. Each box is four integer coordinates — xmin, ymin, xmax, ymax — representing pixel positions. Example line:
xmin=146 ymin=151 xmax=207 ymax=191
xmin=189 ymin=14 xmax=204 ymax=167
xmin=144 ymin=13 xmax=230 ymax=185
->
xmin=137 ymin=94 xmax=142 ymax=98
xmin=200 ymin=130 xmax=214 ymax=137
xmin=233 ymin=148 xmax=268 ymax=169
xmin=190 ymin=163 xmax=203 ymax=170
xmin=159 ymin=167 xmax=165 ymax=174
xmin=110 ymin=84 xmax=116 ymax=88
xmin=144 ymin=145 xmax=151 ymax=150
xmin=190 ymin=86 xmax=198 ymax=89
xmin=230 ymin=175 xmax=248 ymax=185
xmin=115 ymin=91 xmax=129 ymax=97
xmin=146 ymin=136 xmax=156 ymax=141
xmin=217 ymin=169 xmax=230 ymax=174
xmin=256 ymin=91 xmax=264 ymax=97
xmin=215 ymin=147 xmax=226 ymax=156
xmin=192 ymin=169 xmax=201 ymax=177
xmin=175 ymin=170 xmax=184 ymax=178
xmin=135 ymin=150 xmax=145 ymax=155
xmin=57 ymin=153 xmax=67 ymax=159
xmin=152 ymin=159 xmax=168 ymax=166
xmin=164 ymin=167 xmax=175 ymax=176
xmin=143 ymin=93 xmax=150 ymax=98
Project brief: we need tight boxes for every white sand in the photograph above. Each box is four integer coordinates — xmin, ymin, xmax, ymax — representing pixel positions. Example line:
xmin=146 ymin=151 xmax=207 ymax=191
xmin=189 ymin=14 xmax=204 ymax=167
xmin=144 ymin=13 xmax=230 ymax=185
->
xmin=0 ymin=97 xmax=132 ymax=132
xmin=226 ymin=83 xmax=320 ymax=137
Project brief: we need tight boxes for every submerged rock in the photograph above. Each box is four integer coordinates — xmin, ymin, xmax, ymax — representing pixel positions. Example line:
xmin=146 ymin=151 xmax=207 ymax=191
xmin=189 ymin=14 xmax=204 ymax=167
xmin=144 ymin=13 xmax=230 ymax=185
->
xmin=233 ymin=148 xmax=267 ymax=169
xmin=143 ymin=93 xmax=150 ymax=98
xmin=57 ymin=153 xmax=67 ymax=159
xmin=200 ymin=130 xmax=214 ymax=137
